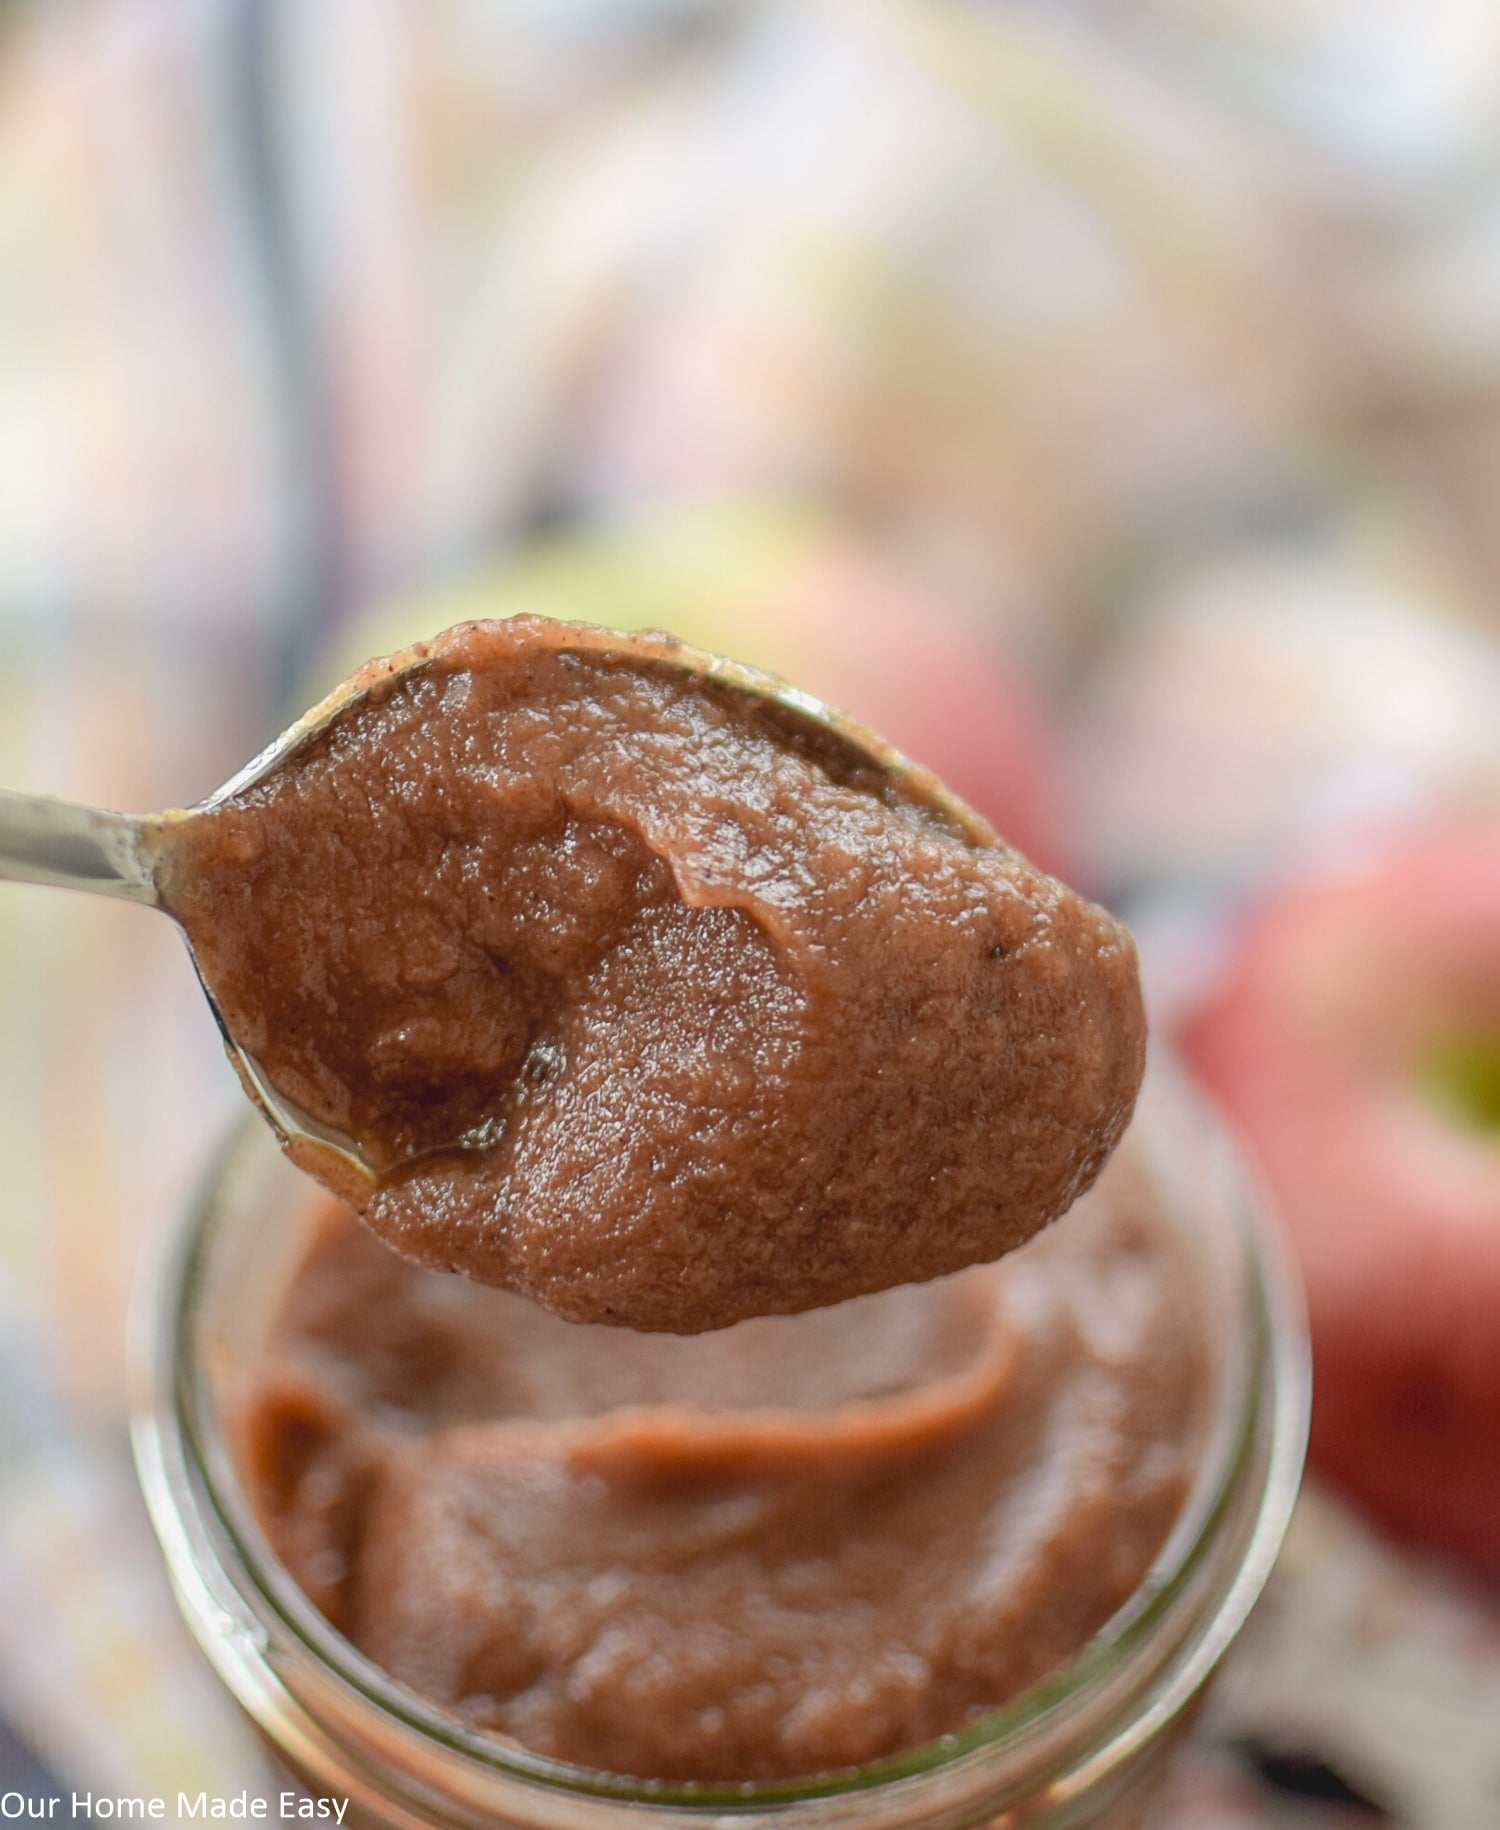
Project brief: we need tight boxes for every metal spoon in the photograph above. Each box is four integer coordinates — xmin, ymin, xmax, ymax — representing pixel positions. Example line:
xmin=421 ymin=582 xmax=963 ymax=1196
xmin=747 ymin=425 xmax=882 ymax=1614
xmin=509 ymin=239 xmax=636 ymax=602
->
xmin=0 ymin=769 xmax=381 ymax=1204
xmin=0 ymin=623 xmax=966 ymax=1206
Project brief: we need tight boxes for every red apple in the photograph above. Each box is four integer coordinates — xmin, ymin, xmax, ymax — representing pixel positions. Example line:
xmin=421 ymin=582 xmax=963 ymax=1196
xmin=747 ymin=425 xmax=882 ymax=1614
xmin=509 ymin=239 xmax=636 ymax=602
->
xmin=1179 ymin=825 xmax=1500 ymax=1569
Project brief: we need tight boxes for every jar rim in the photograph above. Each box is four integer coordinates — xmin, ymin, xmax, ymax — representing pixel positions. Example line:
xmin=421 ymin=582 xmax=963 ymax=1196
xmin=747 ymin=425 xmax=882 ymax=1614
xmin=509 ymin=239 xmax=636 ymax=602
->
xmin=133 ymin=1063 xmax=1308 ymax=1814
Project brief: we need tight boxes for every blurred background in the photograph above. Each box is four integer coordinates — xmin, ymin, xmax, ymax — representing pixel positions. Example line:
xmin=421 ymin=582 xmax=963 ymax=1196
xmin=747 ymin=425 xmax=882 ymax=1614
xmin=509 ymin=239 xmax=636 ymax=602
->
xmin=1 ymin=1 xmax=1499 ymax=1824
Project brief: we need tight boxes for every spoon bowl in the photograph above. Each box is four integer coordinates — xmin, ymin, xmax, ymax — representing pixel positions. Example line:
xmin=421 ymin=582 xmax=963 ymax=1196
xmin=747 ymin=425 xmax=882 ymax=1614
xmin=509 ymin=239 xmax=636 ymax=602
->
xmin=0 ymin=620 xmax=975 ymax=1205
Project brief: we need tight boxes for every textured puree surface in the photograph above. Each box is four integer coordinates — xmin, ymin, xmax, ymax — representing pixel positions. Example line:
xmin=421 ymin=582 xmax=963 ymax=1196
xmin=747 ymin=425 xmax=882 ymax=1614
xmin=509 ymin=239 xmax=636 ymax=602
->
xmin=164 ymin=618 xmax=1146 ymax=1330
xmin=241 ymin=1152 xmax=1208 ymax=1784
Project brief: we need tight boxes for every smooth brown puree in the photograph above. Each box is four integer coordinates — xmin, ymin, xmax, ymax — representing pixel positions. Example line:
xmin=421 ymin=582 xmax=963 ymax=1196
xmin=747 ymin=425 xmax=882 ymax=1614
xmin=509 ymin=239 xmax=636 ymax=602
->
xmin=243 ymin=1149 xmax=1207 ymax=1784
xmin=165 ymin=617 xmax=1145 ymax=1332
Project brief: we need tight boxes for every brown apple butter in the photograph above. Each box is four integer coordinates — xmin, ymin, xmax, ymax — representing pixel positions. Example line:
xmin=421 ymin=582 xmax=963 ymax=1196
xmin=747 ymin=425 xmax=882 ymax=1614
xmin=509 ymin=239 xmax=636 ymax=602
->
xmin=241 ymin=1146 xmax=1206 ymax=1784
xmin=163 ymin=618 xmax=1145 ymax=1332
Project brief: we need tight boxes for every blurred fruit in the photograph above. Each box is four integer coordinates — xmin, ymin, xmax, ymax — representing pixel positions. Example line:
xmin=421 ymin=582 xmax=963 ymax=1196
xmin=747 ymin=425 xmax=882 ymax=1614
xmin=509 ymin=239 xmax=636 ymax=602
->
xmin=1179 ymin=825 xmax=1500 ymax=1569
xmin=1069 ymin=543 xmax=1500 ymax=899
xmin=341 ymin=502 xmax=1069 ymax=876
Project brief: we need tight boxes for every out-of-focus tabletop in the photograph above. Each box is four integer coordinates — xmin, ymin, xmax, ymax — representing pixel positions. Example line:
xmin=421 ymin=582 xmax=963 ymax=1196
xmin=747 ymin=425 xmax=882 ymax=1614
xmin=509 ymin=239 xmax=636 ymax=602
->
xmin=1 ymin=3 xmax=1498 ymax=1825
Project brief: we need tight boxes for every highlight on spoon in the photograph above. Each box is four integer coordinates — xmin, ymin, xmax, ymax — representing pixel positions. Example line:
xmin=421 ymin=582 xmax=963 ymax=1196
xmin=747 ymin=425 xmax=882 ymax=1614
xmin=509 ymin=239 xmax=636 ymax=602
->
xmin=0 ymin=791 xmax=158 ymax=905
xmin=217 ymin=1019 xmax=380 ymax=1206
xmin=208 ymin=619 xmax=960 ymax=820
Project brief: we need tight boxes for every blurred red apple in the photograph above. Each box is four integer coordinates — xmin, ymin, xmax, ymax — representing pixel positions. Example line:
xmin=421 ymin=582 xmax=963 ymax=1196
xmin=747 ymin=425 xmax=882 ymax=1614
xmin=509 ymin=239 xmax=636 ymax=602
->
xmin=1179 ymin=826 xmax=1500 ymax=1570
xmin=340 ymin=503 xmax=1069 ymax=879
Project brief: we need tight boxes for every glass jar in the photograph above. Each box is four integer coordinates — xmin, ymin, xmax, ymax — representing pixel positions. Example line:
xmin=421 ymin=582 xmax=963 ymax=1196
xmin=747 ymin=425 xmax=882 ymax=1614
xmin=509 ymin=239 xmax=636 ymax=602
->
xmin=131 ymin=1062 xmax=1307 ymax=1830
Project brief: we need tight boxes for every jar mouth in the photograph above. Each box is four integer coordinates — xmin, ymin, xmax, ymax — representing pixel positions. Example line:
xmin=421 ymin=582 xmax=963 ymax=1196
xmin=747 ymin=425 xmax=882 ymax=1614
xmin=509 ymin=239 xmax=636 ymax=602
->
xmin=133 ymin=1063 xmax=1309 ymax=1813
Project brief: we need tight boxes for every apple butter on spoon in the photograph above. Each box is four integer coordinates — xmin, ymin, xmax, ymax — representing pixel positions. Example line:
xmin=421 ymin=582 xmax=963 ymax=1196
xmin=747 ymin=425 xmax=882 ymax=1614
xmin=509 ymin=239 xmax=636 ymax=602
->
xmin=0 ymin=617 xmax=1145 ymax=1332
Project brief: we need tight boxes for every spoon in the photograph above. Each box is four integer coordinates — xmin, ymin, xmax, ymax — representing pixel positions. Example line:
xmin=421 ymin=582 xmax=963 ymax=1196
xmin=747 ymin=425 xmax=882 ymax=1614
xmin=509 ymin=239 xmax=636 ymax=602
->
xmin=0 ymin=624 xmax=959 ymax=1210
xmin=0 ymin=764 xmax=381 ymax=1206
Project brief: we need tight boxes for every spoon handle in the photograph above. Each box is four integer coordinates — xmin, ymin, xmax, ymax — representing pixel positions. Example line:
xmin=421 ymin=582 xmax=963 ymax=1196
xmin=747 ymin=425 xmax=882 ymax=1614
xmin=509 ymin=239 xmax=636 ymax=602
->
xmin=0 ymin=789 xmax=160 ymax=906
